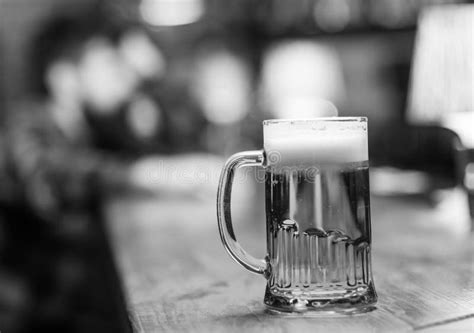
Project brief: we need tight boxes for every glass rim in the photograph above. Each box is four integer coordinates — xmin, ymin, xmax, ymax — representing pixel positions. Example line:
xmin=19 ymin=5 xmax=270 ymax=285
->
xmin=263 ymin=117 xmax=367 ymax=126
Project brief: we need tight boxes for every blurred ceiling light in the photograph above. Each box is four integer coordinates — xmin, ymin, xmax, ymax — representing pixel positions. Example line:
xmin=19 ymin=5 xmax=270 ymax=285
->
xmin=119 ymin=30 xmax=166 ymax=80
xmin=313 ymin=0 xmax=350 ymax=33
xmin=139 ymin=0 xmax=204 ymax=27
xmin=46 ymin=61 xmax=82 ymax=107
xmin=79 ymin=38 xmax=138 ymax=114
xmin=192 ymin=50 xmax=251 ymax=125
xmin=260 ymin=40 xmax=344 ymax=119
xmin=126 ymin=94 xmax=161 ymax=139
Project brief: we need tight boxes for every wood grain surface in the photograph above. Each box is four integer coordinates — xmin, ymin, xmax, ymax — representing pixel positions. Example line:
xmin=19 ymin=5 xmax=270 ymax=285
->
xmin=105 ymin=192 xmax=474 ymax=332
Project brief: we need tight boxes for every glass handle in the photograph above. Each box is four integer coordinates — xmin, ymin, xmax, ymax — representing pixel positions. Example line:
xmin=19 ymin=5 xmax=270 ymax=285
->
xmin=217 ymin=150 xmax=267 ymax=275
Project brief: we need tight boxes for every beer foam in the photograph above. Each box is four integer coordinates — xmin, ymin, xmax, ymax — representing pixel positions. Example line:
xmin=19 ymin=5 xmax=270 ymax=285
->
xmin=264 ymin=119 xmax=368 ymax=165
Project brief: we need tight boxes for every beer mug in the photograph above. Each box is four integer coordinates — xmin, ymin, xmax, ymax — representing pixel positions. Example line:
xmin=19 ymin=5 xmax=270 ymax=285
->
xmin=217 ymin=118 xmax=377 ymax=314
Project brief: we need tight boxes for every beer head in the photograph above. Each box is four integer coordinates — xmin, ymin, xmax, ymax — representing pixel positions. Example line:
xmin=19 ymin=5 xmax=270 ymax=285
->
xmin=263 ymin=118 xmax=368 ymax=167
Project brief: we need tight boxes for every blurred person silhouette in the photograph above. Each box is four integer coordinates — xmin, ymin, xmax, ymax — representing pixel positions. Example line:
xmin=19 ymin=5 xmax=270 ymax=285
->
xmin=7 ymin=10 xmax=219 ymax=222
xmin=0 ymin=5 xmax=220 ymax=332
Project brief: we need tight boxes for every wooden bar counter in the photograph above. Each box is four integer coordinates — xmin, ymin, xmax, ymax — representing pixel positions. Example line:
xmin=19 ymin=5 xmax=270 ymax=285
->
xmin=104 ymin=190 xmax=474 ymax=332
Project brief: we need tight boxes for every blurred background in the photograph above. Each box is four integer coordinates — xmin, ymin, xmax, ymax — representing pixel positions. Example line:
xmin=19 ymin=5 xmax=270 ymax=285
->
xmin=0 ymin=0 xmax=473 ymax=332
